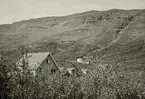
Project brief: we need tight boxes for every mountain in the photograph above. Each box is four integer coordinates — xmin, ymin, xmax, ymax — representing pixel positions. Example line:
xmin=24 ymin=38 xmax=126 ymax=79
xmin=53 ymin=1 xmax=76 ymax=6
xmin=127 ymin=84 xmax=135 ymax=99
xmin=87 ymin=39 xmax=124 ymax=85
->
xmin=0 ymin=9 xmax=145 ymax=71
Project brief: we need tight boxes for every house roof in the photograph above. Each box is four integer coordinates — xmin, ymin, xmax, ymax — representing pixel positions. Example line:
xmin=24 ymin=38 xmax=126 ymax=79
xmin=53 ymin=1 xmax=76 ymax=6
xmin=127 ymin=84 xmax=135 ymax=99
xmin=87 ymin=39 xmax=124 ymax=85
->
xmin=58 ymin=62 xmax=74 ymax=68
xmin=69 ymin=62 xmax=92 ymax=76
xmin=72 ymin=62 xmax=92 ymax=70
xmin=66 ymin=60 xmax=92 ymax=69
xmin=16 ymin=52 xmax=50 ymax=70
xmin=57 ymin=60 xmax=93 ymax=76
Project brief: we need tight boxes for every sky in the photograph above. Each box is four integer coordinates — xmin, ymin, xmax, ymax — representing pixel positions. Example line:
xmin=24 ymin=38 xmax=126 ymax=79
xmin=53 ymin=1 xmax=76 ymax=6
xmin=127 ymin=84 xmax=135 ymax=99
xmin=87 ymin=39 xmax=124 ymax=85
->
xmin=0 ymin=0 xmax=145 ymax=24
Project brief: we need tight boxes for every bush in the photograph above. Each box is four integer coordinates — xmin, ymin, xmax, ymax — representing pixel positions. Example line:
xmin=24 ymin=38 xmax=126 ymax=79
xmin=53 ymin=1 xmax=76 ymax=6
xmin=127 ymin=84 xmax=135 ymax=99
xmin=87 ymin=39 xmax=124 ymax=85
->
xmin=0 ymin=52 xmax=145 ymax=99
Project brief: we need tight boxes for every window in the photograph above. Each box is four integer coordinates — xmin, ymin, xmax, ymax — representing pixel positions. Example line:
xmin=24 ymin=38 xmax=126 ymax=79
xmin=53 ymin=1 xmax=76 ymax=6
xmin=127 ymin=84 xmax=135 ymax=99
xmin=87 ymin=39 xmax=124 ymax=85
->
xmin=46 ymin=59 xmax=50 ymax=64
xmin=51 ymin=69 xmax=56 ymax=74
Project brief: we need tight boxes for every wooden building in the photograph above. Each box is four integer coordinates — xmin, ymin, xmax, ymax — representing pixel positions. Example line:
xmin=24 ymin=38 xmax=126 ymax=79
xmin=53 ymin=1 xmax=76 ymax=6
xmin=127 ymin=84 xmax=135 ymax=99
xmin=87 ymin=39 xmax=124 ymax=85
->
xmin=16 ymin=52 xmax=60 ymax=77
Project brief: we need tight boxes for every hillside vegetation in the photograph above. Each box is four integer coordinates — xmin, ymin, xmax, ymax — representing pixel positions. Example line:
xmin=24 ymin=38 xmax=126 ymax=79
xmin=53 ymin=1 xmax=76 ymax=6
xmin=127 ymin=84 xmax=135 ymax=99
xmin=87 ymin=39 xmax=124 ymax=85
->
xmin=0 ymin=9 xmax=145 ymax=71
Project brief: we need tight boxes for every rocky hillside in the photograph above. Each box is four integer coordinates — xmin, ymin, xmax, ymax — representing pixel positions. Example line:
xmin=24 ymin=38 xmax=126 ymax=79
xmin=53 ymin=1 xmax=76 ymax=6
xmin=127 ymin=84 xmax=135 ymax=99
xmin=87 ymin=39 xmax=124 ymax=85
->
xmin=0 ymin=9 xmax=145 ymax=71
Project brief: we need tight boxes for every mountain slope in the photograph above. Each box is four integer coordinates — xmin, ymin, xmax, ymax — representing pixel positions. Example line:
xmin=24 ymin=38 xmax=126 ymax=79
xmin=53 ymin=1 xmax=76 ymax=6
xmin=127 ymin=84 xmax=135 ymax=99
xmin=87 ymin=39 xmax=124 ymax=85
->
xmin=0 ymin=9 xmax=145 ymax=70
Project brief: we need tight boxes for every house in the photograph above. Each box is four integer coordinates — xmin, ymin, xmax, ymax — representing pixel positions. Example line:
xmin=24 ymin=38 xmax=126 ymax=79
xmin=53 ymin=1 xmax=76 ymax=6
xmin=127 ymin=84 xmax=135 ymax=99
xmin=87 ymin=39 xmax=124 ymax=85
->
xmin=64 ymin=60 xmax=93 ymax=76
xmin=16 ymin=52 xmax=60 ymax=77
xmin=71 ymin=62 xmax=91 ymax=75
xmin=58 ymin=62 xmax=79 ymax=77
xmin=60 ymin=56 xmax=93 ymax=76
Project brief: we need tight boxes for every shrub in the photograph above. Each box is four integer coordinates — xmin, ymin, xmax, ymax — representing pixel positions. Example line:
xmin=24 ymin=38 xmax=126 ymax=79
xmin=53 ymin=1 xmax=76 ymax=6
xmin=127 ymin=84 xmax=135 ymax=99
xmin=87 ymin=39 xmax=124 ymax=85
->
xmin=1 ymin=50 xmax=145 ymax=99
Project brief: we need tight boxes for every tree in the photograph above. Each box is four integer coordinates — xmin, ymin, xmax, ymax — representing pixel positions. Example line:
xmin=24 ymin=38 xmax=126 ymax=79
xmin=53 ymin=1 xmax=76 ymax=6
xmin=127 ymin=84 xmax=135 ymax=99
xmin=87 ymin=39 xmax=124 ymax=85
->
xmin=0 ymin=53 xmax=11 ymax=99
xmin=10 ymin=46 xmax=35 ymax=99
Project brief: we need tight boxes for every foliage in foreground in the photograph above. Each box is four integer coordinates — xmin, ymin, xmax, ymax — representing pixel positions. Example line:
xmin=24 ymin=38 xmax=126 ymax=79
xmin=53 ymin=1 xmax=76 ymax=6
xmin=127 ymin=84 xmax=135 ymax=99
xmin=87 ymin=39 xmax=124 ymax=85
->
xmin=0 ymin=55 xmax=145 ymax=99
